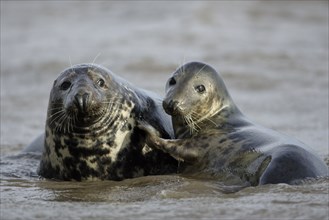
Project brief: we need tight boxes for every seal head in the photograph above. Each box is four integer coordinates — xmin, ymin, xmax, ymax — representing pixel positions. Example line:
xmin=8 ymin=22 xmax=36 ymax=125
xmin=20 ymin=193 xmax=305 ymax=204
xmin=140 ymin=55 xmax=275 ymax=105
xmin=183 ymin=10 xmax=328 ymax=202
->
xmin=163 ymin=62 xmax=241 ymax=138
xmin=38 ymin=63 xmax=178 ymax=181
xmin=47 ymin=64 xmax=112 ymax=134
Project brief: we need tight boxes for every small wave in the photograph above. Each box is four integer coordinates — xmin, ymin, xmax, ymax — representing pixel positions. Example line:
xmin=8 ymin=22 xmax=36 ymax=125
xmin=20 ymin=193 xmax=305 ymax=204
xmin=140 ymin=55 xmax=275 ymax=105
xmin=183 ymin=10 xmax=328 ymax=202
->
xmin=0 ymin=152 xmax=41 ymax=180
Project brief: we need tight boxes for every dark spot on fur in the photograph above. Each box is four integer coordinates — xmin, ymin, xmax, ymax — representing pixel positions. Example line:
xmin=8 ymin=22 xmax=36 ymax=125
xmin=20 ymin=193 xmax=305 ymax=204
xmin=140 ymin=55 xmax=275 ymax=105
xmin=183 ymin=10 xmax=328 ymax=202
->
xmin=120 ymin=120 xmax=131 ymax=132
xmin=37 ymin=161 xmax=61 ymax=179
xmin=63 ymin=157 xmax=82 ymax=181
xmin=53 ymin=139 xmax=63 ymax=158
xmin=96 ymin=157 xmax=112 ymax=175
xmin=64 ymin=138 xmax=79 ymax=147
xmin=222 ymin=146 xmax=231 ymax=155
xmin=228 ymin=133 xmax=241 ymax=142
xmin=45 ymin=145 xmax=51 ymax=155
xmin=79 ymin=161 xmax=99 ymax=179
xmin=68 ymin=145 xmax=110 ymax=158
xmin=63 ymin=157 xmax=75 ymax=169
xmin=219 ymin=138 xmax=227 ymax=144
xmin=201 ymin=143 xmax=209 ymax=148
xmin=55 ymin=149 xmax=63 ymax=158
xmin=107 ymin=139 xmax=114 ymax=147
xmin=184 ymin=142 xmax=192 ymax=149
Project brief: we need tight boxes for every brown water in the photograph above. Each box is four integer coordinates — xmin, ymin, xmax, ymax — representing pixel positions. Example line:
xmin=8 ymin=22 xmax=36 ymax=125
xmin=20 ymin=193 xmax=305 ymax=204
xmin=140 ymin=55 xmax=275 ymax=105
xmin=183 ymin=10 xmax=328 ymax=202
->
xmin=1 ymin=1 xmax=328 ymax=219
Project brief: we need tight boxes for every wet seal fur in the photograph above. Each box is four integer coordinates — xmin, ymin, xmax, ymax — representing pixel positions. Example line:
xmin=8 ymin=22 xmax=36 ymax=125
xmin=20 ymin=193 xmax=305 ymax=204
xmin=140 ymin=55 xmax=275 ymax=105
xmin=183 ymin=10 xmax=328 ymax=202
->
xmin=38 ymin=63 xmax=177 ymax=181
xmin=139 ymin=61 xmax=328 ymax=186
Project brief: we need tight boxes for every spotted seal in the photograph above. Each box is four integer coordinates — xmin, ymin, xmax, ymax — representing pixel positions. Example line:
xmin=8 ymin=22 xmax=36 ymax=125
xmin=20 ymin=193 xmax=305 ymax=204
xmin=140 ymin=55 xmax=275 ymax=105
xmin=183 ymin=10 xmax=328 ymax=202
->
xmin=139 ymin=61 xmax=328 ymax=186
xmin=38 ymin=63 xmax=178 ymax=181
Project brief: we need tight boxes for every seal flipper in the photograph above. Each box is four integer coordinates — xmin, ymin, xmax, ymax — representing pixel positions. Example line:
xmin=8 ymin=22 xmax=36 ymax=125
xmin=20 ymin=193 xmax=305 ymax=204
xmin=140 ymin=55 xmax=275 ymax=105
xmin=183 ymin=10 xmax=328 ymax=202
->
xmin=22 ymin=133 xmax=44 ymax=153
xmin=259 ymin=145 xmax=329 ymax=184
xmin=138 ymin=122 xmax=199 ymax=163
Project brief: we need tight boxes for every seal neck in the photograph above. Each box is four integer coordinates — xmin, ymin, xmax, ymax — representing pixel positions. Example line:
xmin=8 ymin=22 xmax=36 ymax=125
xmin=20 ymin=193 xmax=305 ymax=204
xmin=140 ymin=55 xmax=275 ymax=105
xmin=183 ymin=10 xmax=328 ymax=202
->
xmin=172 ymin=101 xmax=244 ymax=138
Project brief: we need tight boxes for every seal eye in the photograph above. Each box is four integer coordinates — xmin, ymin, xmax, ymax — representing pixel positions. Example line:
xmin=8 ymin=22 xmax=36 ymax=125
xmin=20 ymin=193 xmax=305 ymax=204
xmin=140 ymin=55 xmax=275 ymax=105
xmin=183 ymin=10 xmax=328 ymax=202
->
xmin=169 ymin=77 xmax=176 ymax=86
xmin=97 ymin=78 xmax=105 ymax=88
xmin=60 ymin=81 xmax=71 ymax=90
xmin=195 ymin=85 xmax=206 ymax=94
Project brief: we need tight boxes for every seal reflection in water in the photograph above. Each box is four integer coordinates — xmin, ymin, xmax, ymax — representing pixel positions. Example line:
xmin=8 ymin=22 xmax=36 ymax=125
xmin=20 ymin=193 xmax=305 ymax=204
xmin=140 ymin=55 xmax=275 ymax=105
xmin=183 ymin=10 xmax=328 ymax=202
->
xmin=140 ymin=61 xmax=328 ymax=186
xmin=38 ymin=63 xmax=177 ymax=181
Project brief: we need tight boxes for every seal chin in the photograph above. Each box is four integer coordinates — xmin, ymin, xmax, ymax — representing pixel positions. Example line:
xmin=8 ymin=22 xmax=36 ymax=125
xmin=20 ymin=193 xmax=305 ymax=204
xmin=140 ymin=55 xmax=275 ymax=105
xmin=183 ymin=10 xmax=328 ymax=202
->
xmin=76 ymin=115 xmax=99 ymax=126
xmin=48 ymin=106 xmax=108 ymax=135
xmin=74 ymin=108 xmax=107 ymax=126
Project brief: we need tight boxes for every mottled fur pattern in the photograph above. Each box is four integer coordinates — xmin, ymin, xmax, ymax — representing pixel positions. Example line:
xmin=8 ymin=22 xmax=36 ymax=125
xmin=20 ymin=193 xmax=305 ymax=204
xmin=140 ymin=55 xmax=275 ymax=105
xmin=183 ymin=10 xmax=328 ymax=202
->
xmin=38 ymin=64 xmax=177 ymax=181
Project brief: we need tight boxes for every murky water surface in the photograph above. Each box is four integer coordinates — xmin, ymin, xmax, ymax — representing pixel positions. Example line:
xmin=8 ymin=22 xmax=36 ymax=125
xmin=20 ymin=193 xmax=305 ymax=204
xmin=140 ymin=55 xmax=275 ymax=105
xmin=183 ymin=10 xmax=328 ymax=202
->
xmin=1 ymin=1 xmax=328 ymax=219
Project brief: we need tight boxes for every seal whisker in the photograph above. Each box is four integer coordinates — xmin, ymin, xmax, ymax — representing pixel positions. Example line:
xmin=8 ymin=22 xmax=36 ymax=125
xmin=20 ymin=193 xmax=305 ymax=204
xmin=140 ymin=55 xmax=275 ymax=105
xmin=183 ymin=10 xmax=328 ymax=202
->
xmin=67 ymin=114 xmax=73 ymax=133
xmin=177 ymin=56 xmax=185 ymax=75
xmin=184 ymin=118 xmax=193 ymax=135
xmin=92 ymin=52 xmax=102 ymax=65
xmin=103 ymin=97 xmax=127 ymax=106
xmin=184 ymin=114 xmax=199 ymax=135
xmin=70 ymin=115 xmax=75 ymax=133
xmin=56 ymin=112 xmax=69 ymax=133
xmin=48 ymin=109 xmax=66 ymax=118
xmin=63 ymin=115 xmax=70 ymax=133
xmin=64 ymin=115 xmax=69 ymax=133
xmin=69 ymin=55 xmax=73 ymax=69
xmin=216 ymin=104 xmax=229 ymax=116
xmin=182 ymin=115 xmax=191 ymax=132
xmin=55 ymin=114 xmax=65 ymax=132
xmin=102 ymin=101 xmax=125 ymax=106
xmin=49 ymin=111 xmax=66 ymax=126
xmin=73 ymin=112 xmax=78 ymax=129
xmin=179 ymin=64 xmax=185 ymax=75
xmin=66 ymin=116 xmax=70 ymax=133
xmin=195 ymin=64 xmax=207 ymax=76
xmin=190 ymin=114 xmax=201 ymax=132
xmin=48 ymin=106 xmax=65 ymax=111
xmin=47 ymin=108 xmax=66 ymax=115
xmin=190 ymin=110 xmax=218 ymax=127
xmin=104 ymin=100 xmax=128 ymax=114
xmin=204 ymin=117 xmax=218 ymax=126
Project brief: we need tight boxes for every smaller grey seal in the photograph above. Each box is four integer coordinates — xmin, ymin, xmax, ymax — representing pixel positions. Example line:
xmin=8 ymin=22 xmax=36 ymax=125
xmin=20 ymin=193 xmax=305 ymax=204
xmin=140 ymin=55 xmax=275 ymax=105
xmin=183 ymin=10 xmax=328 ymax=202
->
xmin=139 ymin=61 xmax=328 ymax=186
xmin=38 ymin=63 xmax=177 ymax=181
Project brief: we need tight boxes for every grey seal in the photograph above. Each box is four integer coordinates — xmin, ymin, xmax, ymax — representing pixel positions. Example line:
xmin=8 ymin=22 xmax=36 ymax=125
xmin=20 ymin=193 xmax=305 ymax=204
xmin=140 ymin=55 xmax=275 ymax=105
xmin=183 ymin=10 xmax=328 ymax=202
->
xmin=38 ymin=63 xmax=178 ymax=181
xmin=140 ymin=61 xmax=328 ymax=186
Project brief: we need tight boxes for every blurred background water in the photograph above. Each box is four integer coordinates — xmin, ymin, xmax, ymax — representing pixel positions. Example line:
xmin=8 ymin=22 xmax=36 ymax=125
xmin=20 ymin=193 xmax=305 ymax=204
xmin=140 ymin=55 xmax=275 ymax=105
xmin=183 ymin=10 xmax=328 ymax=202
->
xmin=1 ymin=1 xmax=328 ymax=219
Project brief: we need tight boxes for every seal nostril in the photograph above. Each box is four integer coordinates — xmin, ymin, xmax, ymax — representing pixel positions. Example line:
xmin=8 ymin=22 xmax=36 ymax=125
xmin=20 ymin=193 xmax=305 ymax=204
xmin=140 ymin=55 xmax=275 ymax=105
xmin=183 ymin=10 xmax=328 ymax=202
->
xmin=170 ymin=100 xmax=177 ymax=110
xmin=168 ymin=77 xmax=176 ymax=86
xmin=74 ymin=92 xmax=90 ymax=112
xmin=82 ymin=93 xmax=89 ymax=107
xmin=163 ymin=100 xmax=179 ymax=115
xmin=74 ymin=94 xmax=83 ymax=111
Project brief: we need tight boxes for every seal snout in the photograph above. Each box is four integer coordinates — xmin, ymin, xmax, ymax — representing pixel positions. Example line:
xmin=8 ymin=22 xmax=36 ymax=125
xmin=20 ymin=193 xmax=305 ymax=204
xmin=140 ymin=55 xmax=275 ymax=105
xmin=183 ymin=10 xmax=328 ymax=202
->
xmin=163 ymin=99 xmax=180 ymax=116
xmin=74 ymin=91 xmax=91 ymax=113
